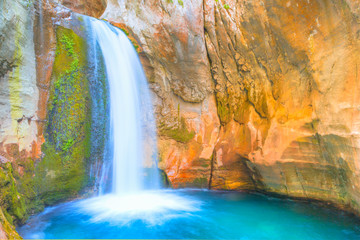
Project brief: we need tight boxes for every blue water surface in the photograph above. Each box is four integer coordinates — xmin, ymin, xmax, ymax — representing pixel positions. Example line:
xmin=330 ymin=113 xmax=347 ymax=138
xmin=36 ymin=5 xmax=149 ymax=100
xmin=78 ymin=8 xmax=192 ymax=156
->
xmin=18 ymin=190 xmax=360 ymax=239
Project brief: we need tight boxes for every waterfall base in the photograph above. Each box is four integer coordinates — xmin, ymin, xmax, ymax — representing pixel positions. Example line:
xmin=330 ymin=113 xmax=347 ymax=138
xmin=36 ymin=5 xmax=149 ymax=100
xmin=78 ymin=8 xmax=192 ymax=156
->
xmin=75 ymin=190 xmax=200 ymax=225
xmin=18 ymin=190 xmax=360 ymax=239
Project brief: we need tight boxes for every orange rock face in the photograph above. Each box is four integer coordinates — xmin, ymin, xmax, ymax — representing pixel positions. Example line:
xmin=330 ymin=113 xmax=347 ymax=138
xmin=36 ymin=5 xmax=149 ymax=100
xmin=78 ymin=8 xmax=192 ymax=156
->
xmin=2 ymin=0 xmax=360 ymax=231
xmin=60 ymin=0 xmax=106 ymax=18
xmin=102 ymin=0 xmax=360 ymax=214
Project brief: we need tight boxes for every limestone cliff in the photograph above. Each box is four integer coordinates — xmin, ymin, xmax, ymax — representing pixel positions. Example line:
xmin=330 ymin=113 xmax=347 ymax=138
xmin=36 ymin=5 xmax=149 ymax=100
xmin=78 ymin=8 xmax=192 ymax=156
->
xmin=0 ymin=0 xmax=38 ymax=237
xmin=101 ymin=0 xmax=360 ymax=214
xmin=1 ymin=0 xmax=360 ymax=237
xmin=59 ymin=0 xmax=106 ymax=18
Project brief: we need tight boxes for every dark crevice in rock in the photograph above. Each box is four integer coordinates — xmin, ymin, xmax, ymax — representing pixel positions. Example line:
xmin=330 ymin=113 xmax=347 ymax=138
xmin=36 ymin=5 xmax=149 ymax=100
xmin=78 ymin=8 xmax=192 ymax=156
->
xmin=208 ymin=148 xmax=216 ymax=189
xmin=243 ymin=159 xmax=265 ymax=190
xmin=16 ymin=115 xmax=34 ymax=124
xmin=217 ymin=3 xmax=236 ymax=50
xmin=279 ymin=167 xmax=289 ymax=195
xmin=246 ymin=98 xmax=268 ymax=120
xmin=0 ymin=59 xmax=17 ymax=79
xmin=294 ymin=166 xmax=308 ymax=198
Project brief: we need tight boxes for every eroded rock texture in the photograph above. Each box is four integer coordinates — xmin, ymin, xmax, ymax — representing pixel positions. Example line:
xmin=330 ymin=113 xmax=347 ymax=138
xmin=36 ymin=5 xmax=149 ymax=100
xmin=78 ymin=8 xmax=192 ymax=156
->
xmin=0 ymin=0 xmax=108 ymax=236
xmin=102 ymin=0 xmax=360 ymax=213
xmin=1 ymin=0 xmax=360 ymax=236
xmin=0 ymin=0 xmax=38 ymax=237
xmin=59 ymin=0 xmax=106 ymax=18
xmin=0 ymin=0 xmax=39 ymax=161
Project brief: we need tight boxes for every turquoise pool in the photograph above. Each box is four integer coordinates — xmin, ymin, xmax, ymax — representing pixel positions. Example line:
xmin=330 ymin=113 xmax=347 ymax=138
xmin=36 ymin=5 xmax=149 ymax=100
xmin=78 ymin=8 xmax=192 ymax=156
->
xmin=18 ymin=190 xmax=360 ymax=239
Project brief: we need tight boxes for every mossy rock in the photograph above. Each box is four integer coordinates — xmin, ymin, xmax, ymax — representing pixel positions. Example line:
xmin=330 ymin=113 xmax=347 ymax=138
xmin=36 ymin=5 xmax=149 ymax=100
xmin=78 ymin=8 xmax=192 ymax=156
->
xmin=191 ymin=177 xmax=209 ymax=188
xmin=0 ymin=207 xmax=21 ymax=239
xmin=0 ymin=162 xmax=26 ymax=225
xmin=159 ymin=117 xmax=195 ymax=143
xmin=35 ymin=26 xmax=91 ymax=205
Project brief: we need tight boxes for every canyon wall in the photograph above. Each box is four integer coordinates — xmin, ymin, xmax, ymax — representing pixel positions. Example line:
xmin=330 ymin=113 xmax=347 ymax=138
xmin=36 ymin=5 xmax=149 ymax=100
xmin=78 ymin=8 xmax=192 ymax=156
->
xmin=1 ymin=0 xmax=38 ymax=238
xmin=102 ymin=0 xmax=360 ymax=213
xmin=1 ymin=0 xmax=360 ymax=237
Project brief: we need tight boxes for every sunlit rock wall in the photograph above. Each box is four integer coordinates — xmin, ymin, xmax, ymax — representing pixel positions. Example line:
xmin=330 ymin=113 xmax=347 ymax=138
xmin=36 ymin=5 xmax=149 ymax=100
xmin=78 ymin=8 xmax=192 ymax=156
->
xmin=1 ymin=1 xmax=360 ymax=238
xmin=59 ymin=0 xmax=106 ymax=18
xmin=102 ymin=0 xmax=360 ymax=214
xmin=0 ymin=0 xmax=38 ymax=238
xmin=0 ymin=0 xmax=39 ymax=160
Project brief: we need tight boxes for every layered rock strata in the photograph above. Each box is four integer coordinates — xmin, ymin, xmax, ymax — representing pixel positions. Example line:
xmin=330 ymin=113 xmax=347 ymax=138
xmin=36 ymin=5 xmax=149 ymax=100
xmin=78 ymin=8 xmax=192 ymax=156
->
xmin=1 ymin=0 xmax=360 ymax=237
xmin=101 ymin=0 xmax=360 ymax=214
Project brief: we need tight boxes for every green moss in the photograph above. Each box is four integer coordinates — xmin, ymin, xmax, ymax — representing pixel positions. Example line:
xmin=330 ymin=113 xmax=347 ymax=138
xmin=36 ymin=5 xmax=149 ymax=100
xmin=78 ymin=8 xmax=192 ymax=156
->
xmin=111 ymin=24 xmax=141 ymax=53
xmin=35 ymin=143 xmax=88 ymax=205
xmin=35 ymin=26 xmax=91 ymax=205
xmin=0 ymin=207 xmax=21 ymax=239
xmin=119 ymin=28 xmax=129 ymax=36
xmin=223 ymin=3 xmax=230 ymax=9
xmin=11 ymin=158 xmax=43 ymax=217
xmin=160 ymin=117 xmax=195 ymax=143
xmin=192 ymin=177 xmax=208 ymax=188
xmin=302 ymin=118 xmax=320 ymax=132
xmin=192 ymin=158 xmax=210 ymax=168
xmin=216 ymin=96 xmax=232 ymax=125
xmin=0 ymin=163 xmax=26 ymax=225
xmin=178 ymin=0 xmax=184 ymax=6
xmin=159 ymin=169 xmax=171 ymax=188
xmin=59 ymin=34 xmax=75 ymax=56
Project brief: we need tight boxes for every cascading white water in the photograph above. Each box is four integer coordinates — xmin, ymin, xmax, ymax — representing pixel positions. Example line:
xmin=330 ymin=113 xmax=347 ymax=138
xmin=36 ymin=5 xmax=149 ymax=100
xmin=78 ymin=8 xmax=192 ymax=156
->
xmin=90 ymin=19 xmax=159 ymax=194
xmin=75 ymin=18 xmax=199 ymax=225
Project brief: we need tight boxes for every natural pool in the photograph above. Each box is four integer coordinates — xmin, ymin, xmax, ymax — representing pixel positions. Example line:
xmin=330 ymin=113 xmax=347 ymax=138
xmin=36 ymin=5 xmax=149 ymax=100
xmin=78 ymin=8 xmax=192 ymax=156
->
xmin=18 ymin=190 xmax=360 ymax=239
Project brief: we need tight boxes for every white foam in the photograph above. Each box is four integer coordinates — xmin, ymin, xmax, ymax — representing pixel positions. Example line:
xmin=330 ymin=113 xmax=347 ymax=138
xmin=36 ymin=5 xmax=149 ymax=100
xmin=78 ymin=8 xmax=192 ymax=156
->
xmin=76 ymin=190 xmax=202 ymax=226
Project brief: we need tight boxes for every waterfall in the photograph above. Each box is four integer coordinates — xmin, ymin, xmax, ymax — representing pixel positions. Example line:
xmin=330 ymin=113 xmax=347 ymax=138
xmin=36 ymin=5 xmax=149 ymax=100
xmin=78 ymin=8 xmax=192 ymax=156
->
xmin=42 ymin=17 xmax=200 ymax=227
xmin=89 ymin=19 xmax=160 ymax=194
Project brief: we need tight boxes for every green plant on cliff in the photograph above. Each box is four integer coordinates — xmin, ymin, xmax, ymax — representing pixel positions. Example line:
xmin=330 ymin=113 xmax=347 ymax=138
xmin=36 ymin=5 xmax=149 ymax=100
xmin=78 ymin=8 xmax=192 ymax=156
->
xmin=10 ymin=156 xmax=42 ymax=219
xmin=112 ymin=25 xmax=141 ymax=52
xmin=0 ymin=162 xmax=26 ymax=225
xmin=160 ymin=117 xmax=195 ymax=143
xmin=216 ymin=95 xmax=232 ymax=125
xmin=192 ymin=177 xmax=208 ymax=188
xmin=0 ymin=207 xmax=21 ymax=239
xmin=59 ymin=34 xmax=75 ymax=56
xmin=35 ymin=26 xmax=92 ymax=205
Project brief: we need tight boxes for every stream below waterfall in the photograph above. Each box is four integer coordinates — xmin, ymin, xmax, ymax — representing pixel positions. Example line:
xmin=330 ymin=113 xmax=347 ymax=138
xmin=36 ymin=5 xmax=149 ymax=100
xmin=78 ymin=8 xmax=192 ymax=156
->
xmin=18 ymin=190 xmax=360 ymax=239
